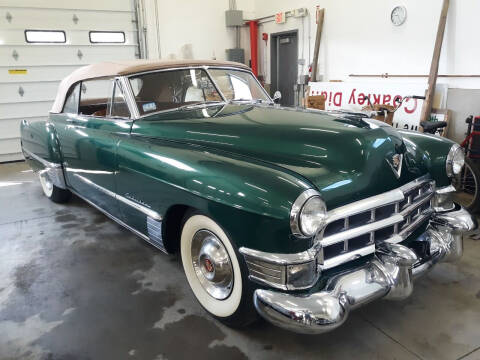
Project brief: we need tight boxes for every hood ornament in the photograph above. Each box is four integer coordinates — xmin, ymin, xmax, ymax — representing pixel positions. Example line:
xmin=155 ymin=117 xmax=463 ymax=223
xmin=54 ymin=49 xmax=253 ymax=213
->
xmin=386 ymin=153 xmax=403 ymax=178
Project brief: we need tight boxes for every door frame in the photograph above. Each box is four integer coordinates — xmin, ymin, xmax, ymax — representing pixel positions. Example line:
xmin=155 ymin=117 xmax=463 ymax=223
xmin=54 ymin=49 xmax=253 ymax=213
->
xmin=270 ymin=29 xmax=298 ymax=98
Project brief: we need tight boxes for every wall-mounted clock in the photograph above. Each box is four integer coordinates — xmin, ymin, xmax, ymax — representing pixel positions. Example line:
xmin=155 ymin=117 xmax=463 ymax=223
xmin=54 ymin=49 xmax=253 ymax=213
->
xmin=391 ymin=6 xmax=407 ymax=26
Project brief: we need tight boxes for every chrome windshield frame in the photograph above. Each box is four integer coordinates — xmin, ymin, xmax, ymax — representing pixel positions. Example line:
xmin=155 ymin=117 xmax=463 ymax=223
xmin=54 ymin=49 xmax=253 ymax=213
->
xmin=123 ymin=65 xmax=273 ymax=120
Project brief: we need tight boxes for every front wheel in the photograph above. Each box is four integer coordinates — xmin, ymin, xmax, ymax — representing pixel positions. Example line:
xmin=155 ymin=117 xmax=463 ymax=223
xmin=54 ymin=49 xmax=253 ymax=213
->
xmin=180 ymin=213 xmax=257 ymax=327
xmin=39 ymin=171 xmax=71 ymax=203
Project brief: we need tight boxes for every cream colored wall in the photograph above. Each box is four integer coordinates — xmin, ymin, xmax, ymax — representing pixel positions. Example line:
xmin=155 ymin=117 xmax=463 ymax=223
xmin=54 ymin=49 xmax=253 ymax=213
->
xmin=253 ymin=0 xmax=480 ymax=90
xmin=142 ymin=0 xmax=254 ymax=62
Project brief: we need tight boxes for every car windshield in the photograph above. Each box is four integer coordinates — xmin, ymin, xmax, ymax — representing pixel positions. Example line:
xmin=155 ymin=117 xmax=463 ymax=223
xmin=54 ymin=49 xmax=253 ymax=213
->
xmin=208 ymin=69 xmax=271 ymax=104
xmin=129 ymin=69 xmax=224 ymax=116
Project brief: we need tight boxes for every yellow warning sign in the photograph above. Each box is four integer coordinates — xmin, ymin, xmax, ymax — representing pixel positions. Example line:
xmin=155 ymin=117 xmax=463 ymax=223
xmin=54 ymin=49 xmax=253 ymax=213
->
xmin=8 ymin=69 xmax=27 ymax=75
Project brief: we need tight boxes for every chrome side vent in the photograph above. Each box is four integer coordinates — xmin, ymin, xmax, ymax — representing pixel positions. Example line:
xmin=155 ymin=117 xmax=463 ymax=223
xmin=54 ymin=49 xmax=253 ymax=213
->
xmin=147 ymin=217 xmax=166 ymax=252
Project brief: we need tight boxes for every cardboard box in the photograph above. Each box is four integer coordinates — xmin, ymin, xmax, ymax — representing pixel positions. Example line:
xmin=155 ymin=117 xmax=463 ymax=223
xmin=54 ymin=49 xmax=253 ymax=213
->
xmin=306 ymin=95 xmax=326 ymax=110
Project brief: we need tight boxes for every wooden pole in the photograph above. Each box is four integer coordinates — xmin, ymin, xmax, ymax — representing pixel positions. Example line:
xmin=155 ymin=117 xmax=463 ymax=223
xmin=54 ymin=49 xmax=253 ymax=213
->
xmin=311 ymin=8 xmax=324 ymax=82
xmin=419 ymin=0 xmax=449 ymax=128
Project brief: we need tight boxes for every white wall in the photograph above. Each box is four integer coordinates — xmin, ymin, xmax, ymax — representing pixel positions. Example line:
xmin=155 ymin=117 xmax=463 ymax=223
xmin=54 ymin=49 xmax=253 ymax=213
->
xmin=142 ymin=0 xmax=254 ymax=61
xmin=253 ymin=0 xmax=480 ymax=90
xmin=141 ymin=0 xmax=479 ymax=89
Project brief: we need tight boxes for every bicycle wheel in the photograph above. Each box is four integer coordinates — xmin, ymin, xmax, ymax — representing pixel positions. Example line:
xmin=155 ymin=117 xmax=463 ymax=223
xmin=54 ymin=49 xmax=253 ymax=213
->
xmin=453 ymin=157 xmax=480 ymax=212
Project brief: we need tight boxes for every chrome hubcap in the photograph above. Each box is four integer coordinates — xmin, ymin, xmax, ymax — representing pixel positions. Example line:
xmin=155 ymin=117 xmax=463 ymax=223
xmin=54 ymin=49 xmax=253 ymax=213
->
xmin=191 ymin=230 xmax=233 ymax=300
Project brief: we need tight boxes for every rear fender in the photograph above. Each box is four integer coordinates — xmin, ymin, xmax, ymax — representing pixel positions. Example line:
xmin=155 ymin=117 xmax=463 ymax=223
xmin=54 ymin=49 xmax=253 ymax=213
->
xmin=20 ymin=119 xmax=66 ymax=188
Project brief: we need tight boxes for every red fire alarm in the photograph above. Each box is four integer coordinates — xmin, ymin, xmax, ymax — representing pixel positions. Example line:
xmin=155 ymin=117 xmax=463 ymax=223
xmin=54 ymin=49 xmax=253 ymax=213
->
xmin=262 ymin=33 xmax=268 ymax=41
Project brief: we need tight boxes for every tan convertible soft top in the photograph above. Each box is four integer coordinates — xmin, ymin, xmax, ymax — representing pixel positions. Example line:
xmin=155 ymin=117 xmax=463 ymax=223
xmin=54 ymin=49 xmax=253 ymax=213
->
xmin=51 ymin=59 xmax=251 ymax=113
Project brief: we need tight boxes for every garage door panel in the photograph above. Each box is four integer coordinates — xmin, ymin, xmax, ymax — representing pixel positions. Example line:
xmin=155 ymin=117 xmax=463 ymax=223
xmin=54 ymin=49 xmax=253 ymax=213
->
xmin=0 ymin=8 xmax=137 ymax=31
xmin=0 ymin=153 xmax=23 ymax=162
xmin=0 ymin=138 xmax=21 ymax=155
xmin=2 ymin=45 xmax=137 ymax=66
xmin=1 ymin=101 xmax=53 ymax=120
xmin=0 ymin=0 xmax=133 ymax=12
xmin=0 ymin=65 xmax=79 ymax=83
xmin=0 ymin=0 xmax=139 ymax=162
xmin=0 ymin=117 xmax=47 ymax=139
xmin=0 ymin=82 xmax=60 ymax=104
xmin=0 ymin=30 xmax=138 ymax=46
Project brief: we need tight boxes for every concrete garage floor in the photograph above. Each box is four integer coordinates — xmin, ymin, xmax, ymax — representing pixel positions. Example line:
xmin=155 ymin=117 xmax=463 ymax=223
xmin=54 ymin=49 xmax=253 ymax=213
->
xmin=1 ymin=162 xmax=480 ymax=360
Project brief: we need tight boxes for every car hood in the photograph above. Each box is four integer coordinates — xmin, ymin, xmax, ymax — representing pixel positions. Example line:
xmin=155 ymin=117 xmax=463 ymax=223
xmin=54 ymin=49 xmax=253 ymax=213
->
xmin=132 ymin=104 xmax=428 ymax=208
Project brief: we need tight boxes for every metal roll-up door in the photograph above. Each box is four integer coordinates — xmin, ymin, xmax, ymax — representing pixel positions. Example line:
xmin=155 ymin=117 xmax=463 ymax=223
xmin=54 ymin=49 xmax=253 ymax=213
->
xmin=0 ymin=0 xmax=141 ymax=162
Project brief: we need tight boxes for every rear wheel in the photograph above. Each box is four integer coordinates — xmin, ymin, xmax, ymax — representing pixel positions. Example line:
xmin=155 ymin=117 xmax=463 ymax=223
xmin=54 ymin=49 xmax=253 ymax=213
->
xmin=39 ymin=171 xmax=71 ymax=203
xmin=180 ymin=213 xmax=257 ymax=327
xmin=453 ymin=157 xmax=480 ymax=212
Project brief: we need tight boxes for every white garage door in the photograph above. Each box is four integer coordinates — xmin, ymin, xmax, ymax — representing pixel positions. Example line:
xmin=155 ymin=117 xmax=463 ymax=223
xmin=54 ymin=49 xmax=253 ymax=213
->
xmin=0 ymin=0 xmax=141 ymax=162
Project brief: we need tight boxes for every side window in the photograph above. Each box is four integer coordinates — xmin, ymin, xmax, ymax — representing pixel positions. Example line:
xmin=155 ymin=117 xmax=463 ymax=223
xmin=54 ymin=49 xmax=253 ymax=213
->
xmin=111 ymin=80 xmax=131 ymax=118
xmin=79 ymin=79 xmax=112 ymax=117
xmin=63 ymin=83 xmax=80 ymax=114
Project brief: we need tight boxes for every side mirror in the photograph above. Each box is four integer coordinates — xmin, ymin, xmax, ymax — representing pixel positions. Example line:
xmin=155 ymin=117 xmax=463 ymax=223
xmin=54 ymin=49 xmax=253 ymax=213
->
xmin=273 ymin=91 xmax=282 ymax=104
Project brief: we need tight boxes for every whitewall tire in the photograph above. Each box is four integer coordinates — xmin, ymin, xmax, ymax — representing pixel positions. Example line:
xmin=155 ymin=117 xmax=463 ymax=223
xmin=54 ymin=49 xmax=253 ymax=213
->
xmin=180 ymin=213 xmax=257 ymax=325
xmin=39 ymin=171 xmax=54 ymax=198
xmin=39 ymin=171 xmax=71 ymax=203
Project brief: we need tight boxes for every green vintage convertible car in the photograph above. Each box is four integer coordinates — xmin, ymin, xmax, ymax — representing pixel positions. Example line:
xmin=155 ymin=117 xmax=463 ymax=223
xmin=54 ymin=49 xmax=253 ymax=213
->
xmin=21 ymin=59 xmax=476 ymax=334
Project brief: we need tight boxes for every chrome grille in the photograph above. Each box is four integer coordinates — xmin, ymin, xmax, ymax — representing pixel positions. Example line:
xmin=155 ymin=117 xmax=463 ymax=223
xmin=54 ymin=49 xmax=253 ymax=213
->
xmin=320 ymin=175 xmax=435 ymax=270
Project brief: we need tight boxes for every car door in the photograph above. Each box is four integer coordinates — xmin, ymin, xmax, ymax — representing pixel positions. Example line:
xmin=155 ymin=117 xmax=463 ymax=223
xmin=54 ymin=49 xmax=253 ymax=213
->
xmin=59 ymin=78 xmax=133 ymax=217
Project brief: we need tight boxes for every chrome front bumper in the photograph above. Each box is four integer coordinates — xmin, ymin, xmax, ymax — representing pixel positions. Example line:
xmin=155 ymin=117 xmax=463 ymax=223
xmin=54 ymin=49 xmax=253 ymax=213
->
xmin=253 ymin=206 xmax=476 ymax=334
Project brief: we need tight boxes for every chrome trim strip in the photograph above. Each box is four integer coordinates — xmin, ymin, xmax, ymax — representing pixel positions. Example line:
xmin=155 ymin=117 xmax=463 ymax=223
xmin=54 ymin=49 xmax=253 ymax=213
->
xmin=322 ymin=244 xmax=376 ymax=270
xmin=248 ymin=274 xmax=289 ymax=291
xmin=325 ymin=175 xmax=432 ymax=224
xmin=118 ymin=194 xmax=163 ymax=221
xmin=23 ymin=148 xmax=61 ymax=169
xmin=239 ymin=245 xmax=317 ymax=266
xmin=399 ymin=192 xmax=433 ymax=217
xmin=326 ymin=190 xmax=404 ymax=224
xmin=398 ymin=174 xmax=431 ymax=193
xmin=322 ymin=215 xmax=403 ymax=247
xmin=204 ymin=69 xmax=227 ymax=103
xmin=72 ymin=173 xmax=163 ymax=221
xmin=436 ymin=184 xmax=456 ymax=194
xmin=70 ymin=189 xmax=168 ymax=254
xmin=120 ymin=75 xmax=140 ymax=120
xmin=385 ymin=211 xmax=432 ymax=244
xmin=399 ymin=210 xmax=432 ymax=236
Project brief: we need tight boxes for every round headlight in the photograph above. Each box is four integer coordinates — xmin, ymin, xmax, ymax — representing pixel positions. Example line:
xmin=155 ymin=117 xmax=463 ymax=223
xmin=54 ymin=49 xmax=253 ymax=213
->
xmin=300 ymin=196 xmax=327 ymax=237
xmin=446 ymin=144 xmax=464 ymax=177
xmin=290 ymin=190 xmax=327 ymax=238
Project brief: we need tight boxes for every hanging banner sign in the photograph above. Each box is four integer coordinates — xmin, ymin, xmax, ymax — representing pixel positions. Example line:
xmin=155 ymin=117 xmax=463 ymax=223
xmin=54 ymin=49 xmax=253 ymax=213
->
xmin=308 ymin=81 xmax=448 ymax=131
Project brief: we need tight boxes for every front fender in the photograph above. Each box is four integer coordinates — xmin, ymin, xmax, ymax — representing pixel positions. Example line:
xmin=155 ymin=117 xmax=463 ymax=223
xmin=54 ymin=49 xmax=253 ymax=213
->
xmin=117 ymin=136 xmax=313 ymax=253
xmin=399 ymin=130 xmax=455 ymax=187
